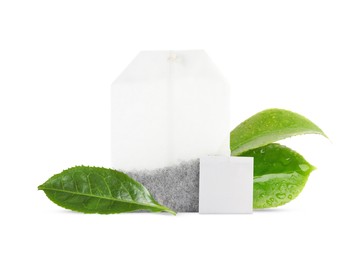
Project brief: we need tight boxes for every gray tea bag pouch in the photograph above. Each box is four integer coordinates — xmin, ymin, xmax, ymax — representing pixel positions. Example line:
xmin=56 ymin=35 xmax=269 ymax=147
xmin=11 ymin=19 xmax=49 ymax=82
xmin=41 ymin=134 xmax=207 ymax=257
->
xmin=111 ymin=50 xmax=230 ymax=212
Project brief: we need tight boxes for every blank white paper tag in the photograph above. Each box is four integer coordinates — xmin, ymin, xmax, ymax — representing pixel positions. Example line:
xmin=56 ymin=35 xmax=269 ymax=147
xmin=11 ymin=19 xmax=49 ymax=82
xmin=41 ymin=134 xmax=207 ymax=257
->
xmin=199 ymin=156 xmax=253 ymax=214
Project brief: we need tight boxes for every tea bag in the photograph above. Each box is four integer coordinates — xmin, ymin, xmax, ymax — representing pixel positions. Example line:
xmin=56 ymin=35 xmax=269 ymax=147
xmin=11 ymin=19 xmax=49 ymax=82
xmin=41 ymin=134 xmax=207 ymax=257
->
xmin=111 ymin=50 xmax=230 ymax=212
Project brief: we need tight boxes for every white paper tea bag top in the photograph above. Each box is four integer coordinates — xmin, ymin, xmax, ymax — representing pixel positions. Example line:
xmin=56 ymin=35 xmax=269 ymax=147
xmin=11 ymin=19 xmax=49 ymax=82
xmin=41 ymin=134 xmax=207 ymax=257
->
xmin=111 ymin=50 xmax=230 ymax=171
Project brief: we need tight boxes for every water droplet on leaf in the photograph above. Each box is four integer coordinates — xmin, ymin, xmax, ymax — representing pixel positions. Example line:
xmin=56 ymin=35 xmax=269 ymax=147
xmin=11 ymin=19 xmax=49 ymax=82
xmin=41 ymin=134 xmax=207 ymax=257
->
xmin=276 ymin=193 xmax=286 ymax=199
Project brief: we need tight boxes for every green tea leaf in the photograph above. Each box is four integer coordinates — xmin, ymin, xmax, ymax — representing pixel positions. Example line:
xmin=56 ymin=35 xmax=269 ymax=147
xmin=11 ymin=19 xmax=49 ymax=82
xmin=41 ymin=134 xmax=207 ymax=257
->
xmin=231 ymin=108 xmax=327 ymax=155
xmin=241 ymin=143 xmax=315 ymax=208
xmin=38 ymin=166 xmax=176 ymax=215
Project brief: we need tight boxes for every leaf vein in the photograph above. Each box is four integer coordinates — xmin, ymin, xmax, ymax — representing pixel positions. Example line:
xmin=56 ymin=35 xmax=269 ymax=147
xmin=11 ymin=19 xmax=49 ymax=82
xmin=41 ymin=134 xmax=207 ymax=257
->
xmin=41 ymin=187 xmax=163 ymax=210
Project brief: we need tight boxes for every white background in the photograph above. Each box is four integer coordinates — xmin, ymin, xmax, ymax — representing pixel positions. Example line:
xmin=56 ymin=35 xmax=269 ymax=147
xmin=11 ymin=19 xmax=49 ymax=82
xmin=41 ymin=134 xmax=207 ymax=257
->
xmin=1 ymin=1 xmax=363 ymax=259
